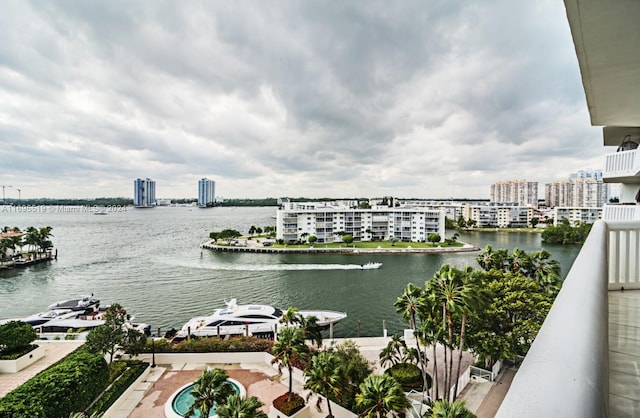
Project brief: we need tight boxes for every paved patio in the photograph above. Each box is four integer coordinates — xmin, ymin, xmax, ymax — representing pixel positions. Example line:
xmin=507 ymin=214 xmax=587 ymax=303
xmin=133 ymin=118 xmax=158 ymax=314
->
xmin=0 ymin=340 xmax=84 ymax=397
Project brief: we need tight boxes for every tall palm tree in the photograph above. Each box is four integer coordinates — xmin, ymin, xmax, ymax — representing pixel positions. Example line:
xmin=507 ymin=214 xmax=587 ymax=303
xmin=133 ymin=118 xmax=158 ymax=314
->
xmin=426 ymin=265 xmax=483 ymax=401
xmin=529 ymin=249 xmax=562 ymax=295
xmin=271 ymin=326 xmax=309 ymax=402
xmin=280 ymin=307 xmax=301 ymax=326
xmin=304 ymin=351 xmax=342 ymax=418
xmin=394 ymin=283 xmax=429 ymax=393
xmin=355 ymin=374 xmax=411 ymax=418
xmin=298 ymin=314 xmax=323 ymax=348
xmin=508 ymin=248 xmax=531 ymax=275
xmin=418 ymin=316 xmax=444 ymax=401
xmin=378 ymin=334 xmax=406 ymax=368
xmin=428 ymin=399 xmax=476 ymax=418
xmin=216 ymin=394 xmax=267 ymax=418
xmin=185 ymin=368 xmax=235 ymax=418
xmin=24 ymin=226 xmax=39 ymax=259
xmin=451 ymin=267 xmax=487 ymax=398
xmin=37 ymin=226 xmax=53 ymax=258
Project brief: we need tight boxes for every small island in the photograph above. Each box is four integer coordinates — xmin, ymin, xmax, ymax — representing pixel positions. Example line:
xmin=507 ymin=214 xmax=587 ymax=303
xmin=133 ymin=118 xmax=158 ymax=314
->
xmin=203 ymin=228 xmax=480 ymax=254
xmin=0 ymin=226 xmax=56 ymax=269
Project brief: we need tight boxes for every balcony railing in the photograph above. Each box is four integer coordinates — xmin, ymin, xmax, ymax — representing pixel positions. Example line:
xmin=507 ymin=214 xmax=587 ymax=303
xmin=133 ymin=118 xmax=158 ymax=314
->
xmin=496 ymin=220 xmax=640 ymax=417
xmin=496 ymin=220 xmax=610 ymax=417
xmin=603 ymin=204 xmax=640 ymax=222
xmin=603 ymin=148 xmax=640 ymax=181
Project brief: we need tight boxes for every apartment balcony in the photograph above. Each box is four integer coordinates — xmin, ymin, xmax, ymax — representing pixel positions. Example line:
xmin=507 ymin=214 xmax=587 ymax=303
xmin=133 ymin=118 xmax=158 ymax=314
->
xmin=603 ymin=204 xmax=640 ymax=222
xmin=603 ymin=149 xmax=640 ymax=184
xmin=496 ymin=221 xmax=640 ymax=417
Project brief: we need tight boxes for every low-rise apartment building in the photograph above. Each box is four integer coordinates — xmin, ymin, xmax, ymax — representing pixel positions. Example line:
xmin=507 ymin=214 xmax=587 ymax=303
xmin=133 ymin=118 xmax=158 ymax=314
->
xmin=462 ymin=204 xmax=535 ymax=228
xmin=276 ymin=199 xmax=445 ymax=243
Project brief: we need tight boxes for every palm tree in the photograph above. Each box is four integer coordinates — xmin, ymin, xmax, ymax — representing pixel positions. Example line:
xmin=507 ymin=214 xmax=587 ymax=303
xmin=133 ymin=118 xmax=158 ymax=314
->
xmin=355 ymin=374 xmax=411 ymax=418
xmin=451 ymin=267 xmax=487 ymax=398
xmin=216 ymin=394 xmax=267 ymax=418
xmin=378 ymin=335 xmax=406 ymax=368
xmin=304 ymin=351 xmax=342 ymax=418
xmin=37 ymin=226 xmax=53 ymax=258
xmin=272 ymin=326 xmax=309 ymax=402
xmin=280 ymin=307 xmax=301 ymax=326
xmin=508 ymin=248 xmax=531 ymax=275
xmin=394 ymin=283 xmax=429 ymax=393
xmin=185 ymin=368 xmax=236 ymax=418
xmin=298 ymin=314 xmax=323 ymax=348
xmin=24 ymin=226 xmax=39 ymax=259
xmin=428 ymin=399 xmax=475 ymax=418
xmin=529 ymin=249 xmax=562 ymax=295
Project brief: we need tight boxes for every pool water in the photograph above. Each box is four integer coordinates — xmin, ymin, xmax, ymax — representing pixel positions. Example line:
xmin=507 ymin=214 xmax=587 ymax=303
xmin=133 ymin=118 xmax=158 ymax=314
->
xmin=172 ymin=380 xmax=241 ymax=417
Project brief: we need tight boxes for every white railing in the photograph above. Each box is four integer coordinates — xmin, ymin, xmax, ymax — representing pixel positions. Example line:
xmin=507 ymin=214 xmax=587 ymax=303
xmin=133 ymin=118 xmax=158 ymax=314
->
xmin=602 ymin=204 xmax=640 ymax=222
xmin=607 ymin=221 xmax=640 ymax=289
xmin=450 ymin=365 xmax=471 ymax=400
xmin=495 ymin=220 xmax=609 ymax=418
xmin=604 ymin=148 xmax=640 ymax=179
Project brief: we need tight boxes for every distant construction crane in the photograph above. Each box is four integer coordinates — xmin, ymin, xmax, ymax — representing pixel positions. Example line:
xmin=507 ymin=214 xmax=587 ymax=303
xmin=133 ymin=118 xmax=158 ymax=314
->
xmin=16 ymin=188 xmax=21 ymax=200
xmin=0 ymin=185 xmax=12 ymax=203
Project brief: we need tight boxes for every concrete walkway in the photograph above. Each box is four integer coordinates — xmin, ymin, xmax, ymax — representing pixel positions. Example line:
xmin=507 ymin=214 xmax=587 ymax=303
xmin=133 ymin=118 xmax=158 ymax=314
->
xmin=0 ymin=340 xmax=84 ymax=397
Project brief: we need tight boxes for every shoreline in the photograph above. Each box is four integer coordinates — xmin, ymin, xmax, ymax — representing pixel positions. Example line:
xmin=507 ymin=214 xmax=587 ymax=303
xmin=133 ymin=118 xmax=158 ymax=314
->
xmin=201 ymin=242 xmax=481 ymax=254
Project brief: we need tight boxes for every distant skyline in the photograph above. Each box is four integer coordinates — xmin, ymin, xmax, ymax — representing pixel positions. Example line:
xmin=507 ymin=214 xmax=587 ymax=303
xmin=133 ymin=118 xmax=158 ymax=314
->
xmin=1 ymin=1 xmax=607 ymax=200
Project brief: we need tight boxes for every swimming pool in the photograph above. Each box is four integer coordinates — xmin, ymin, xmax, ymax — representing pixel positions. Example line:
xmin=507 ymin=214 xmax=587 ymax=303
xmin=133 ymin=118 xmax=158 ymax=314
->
xmin=164 ymin=378 xmax=246 ymax=418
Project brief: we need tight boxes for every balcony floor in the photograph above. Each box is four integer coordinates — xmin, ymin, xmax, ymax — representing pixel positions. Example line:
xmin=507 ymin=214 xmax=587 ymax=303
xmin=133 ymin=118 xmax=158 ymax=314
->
xmin=609 ymin=290 xmax=640 ymax=417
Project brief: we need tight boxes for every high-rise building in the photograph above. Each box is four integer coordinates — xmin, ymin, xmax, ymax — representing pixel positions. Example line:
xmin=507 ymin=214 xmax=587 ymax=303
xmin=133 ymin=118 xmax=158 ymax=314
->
xmin=133 ymin=178 xmax=156 ymax=208
xmin=490 ymin=180 xmax=539 ymax=208
xmin=198 ymin=178 xmax=215 ymax=208
xmin=544 ymin=169 xmax=608 ymax=208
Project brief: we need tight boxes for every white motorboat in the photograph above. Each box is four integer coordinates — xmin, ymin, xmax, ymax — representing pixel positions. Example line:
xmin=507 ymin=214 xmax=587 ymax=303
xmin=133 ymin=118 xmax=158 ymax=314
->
xmin=359 ymin=262 xmax=383 ymax=269
xmin=22 ymin=309 xmax=80 ymax=326
xmin=48 ymin=295 xmax=100 ymax=313
xmin=173 ymin=298 xmax=347 ymax=341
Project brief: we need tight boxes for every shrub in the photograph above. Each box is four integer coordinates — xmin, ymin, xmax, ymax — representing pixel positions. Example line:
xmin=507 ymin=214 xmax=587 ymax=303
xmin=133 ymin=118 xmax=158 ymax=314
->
xmin=385 ymin=363 xmax=430 ymax=392
xmin=0 ymin=349 xmax=109 ymax=418
xmin=86 ymin=360 xmax=148 ymax=415
xmin=145 ymin=336 xmax=273 ymax=353
xmin=272 ymin=393 xmax=305 ymax=416
xmin=0 ymin=321 xmax=37 ymax=354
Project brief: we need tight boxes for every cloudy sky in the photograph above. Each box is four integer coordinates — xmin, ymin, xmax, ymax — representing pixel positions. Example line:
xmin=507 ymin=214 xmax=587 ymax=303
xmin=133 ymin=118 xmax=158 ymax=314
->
xmin=0 ymin=1 xmax=605 ymax=200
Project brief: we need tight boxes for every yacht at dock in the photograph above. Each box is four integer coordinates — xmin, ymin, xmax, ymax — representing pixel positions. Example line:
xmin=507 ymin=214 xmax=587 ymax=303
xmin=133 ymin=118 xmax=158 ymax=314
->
xmin=173 ymin=298 xmax=347 ymax=341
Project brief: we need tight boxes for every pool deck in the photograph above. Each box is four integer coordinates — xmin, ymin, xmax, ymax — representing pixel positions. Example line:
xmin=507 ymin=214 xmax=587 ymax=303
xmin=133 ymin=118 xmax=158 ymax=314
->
xmin=1 ymin=338 xmax=512 ymax=417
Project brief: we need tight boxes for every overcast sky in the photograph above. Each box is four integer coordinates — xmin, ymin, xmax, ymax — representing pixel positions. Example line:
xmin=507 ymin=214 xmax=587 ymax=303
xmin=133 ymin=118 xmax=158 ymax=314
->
xmin=0 ymin=1 xmax=605 ymax=200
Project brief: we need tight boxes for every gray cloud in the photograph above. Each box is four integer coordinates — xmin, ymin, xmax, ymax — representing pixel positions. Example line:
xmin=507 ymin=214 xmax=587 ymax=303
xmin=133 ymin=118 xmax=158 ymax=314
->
xmin=0 ymin=0 xmax=602 ymax=199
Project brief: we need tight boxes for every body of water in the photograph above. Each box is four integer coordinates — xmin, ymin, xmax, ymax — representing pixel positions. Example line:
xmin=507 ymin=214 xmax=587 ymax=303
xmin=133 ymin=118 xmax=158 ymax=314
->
xmin=0 ymin=206 xmax=581 ymax=337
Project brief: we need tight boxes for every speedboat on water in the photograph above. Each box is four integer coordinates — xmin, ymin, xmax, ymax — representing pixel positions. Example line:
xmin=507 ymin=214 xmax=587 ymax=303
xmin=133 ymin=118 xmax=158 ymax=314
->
xmin=48 ymin=295 xmax=100 ymax=314
xmin=173 ymin=298 xmax=347 ymax=341
xmin=360 ymin=262 xmax=383 ymax=269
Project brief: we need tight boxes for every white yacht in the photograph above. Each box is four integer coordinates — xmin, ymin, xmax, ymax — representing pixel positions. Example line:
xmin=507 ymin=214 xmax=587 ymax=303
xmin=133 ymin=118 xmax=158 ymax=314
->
xmin=173 ymin=299 xmax=347 ymax=341
xmin=48 ymin=295 xmax=100 ymax=314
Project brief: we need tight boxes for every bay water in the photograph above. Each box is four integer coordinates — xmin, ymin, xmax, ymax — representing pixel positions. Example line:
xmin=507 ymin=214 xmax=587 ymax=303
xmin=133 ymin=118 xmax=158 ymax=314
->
xmin=0 ymin=206 xmax=581 ymax=337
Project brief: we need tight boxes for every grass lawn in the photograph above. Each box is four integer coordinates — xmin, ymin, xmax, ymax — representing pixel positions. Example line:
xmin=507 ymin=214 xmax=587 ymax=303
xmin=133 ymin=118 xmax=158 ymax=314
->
xmin=268 ymin=240 xmax=465 ymax=249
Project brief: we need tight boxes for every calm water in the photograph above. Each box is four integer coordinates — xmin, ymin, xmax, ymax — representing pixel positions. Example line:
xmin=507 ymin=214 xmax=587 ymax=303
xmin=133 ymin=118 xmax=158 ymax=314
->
xmin=0 ymin=206 xmax=581 ymax=337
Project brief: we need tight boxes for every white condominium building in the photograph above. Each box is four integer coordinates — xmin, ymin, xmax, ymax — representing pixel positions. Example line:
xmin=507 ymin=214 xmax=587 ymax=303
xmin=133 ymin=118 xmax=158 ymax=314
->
xmin=553 ymin=207 xmax=602 ymax=226
xmin=276 ymin=200 xmax=445 ymax=243
xmin=490 ymin=180 xmax=539 ymax=208
xmin=463 ymin=204 xmax=535 ymax=228
xmin=198 ymin=178 xmax=216 ymax=208
xmin=133 ymin=178 xmax=156 ymax=208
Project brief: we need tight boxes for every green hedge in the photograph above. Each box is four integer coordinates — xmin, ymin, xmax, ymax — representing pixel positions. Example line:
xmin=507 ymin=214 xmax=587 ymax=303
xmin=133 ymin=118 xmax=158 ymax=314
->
xmin=0 ymin=321 xmax=37 ymax=355
xmin=0 ymin=350 xmax=109 ymax=418
xmin=87 ymin=360 xmax=148 ymax=415
xmin=147 ymin=336 xmax=273 ymax=353
xmin=385 ymin=363 xmax=431 ymax=392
